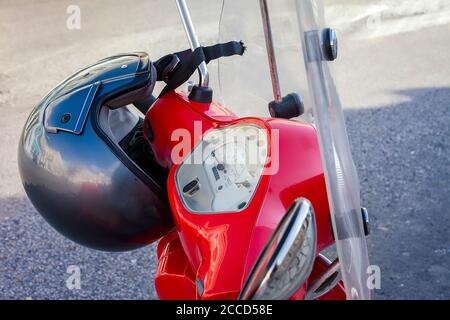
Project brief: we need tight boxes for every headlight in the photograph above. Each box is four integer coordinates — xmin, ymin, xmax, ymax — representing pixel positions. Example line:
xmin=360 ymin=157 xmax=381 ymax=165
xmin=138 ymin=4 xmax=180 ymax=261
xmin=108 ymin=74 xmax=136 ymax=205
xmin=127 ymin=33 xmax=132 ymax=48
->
xmin=175 ymin=124 xmax=268 ymax=213
xmin=239 ymin=198 xmax=317 ymax=300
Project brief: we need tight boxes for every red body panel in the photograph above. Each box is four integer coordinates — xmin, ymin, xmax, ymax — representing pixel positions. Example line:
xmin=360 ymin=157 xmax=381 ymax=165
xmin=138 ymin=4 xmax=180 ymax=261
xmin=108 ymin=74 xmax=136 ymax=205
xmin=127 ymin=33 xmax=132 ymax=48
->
xmin=155 ymin=232 xmax=344 ymax=300
xmin=147 ymin=92 xmax=342 ymax=300
xmin=155 ymin=231 xmax=197 ymax=300
xmin=145 ymin=92 xmax=237 ymax=170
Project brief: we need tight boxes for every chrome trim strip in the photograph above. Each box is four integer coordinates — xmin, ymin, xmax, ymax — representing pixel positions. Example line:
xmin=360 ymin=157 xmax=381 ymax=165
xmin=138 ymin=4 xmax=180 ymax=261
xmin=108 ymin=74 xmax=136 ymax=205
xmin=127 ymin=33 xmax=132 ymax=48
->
xmin=305 ymin=256 xmax=342 ymax=300
xmin=259 ymin=0 xmax=282 ymax=103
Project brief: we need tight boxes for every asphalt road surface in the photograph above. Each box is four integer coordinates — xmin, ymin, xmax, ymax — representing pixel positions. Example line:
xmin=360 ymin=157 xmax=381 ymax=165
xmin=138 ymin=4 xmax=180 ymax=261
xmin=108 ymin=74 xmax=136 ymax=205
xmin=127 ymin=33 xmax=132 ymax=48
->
xmin=0 ymin=0 xmax=449 ymax=299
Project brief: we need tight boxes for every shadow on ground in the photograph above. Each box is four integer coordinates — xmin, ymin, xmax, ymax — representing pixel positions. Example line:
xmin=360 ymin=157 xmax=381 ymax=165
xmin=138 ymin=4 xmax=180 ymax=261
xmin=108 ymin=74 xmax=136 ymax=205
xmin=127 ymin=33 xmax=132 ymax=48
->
xmin=0 ymin=87 xmax=449 ymax=300
xmin=346 ymin=87 xmax=450 ymax=299
xmin=0 ymin=196 xmax=158 ymax=300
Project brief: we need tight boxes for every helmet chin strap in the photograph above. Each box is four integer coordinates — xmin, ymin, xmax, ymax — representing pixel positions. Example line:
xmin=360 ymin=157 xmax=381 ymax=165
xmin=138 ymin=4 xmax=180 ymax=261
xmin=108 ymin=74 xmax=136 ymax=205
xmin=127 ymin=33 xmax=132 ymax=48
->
xmin=155 ymin=41 xmax=246 ymax=102
xmin=155 ymin=0 xmax=246 ymax=103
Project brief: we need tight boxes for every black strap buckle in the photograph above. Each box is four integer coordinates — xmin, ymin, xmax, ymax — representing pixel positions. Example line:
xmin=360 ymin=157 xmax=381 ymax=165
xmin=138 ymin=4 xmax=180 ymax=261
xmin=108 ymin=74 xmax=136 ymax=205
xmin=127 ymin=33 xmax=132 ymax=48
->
xmin=161 ymin=55 xmax=180 ymax=83
xmin=154 ymin=54 xmax=181 ymax=83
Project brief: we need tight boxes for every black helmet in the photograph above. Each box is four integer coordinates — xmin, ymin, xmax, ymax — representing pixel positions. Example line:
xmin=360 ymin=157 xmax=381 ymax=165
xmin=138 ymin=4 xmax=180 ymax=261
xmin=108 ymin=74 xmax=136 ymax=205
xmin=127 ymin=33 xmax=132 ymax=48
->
xmin=18 ymin=52 xmax=173 ymax=251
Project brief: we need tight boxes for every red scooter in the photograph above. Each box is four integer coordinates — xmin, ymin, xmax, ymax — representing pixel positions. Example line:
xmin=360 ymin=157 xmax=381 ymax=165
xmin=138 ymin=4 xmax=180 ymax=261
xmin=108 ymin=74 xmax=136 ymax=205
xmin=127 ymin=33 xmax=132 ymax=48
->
xmin=18 ymin=0 xmax=371 ymax=300
xmin=149 ymin=0 xmax=371 ymax=300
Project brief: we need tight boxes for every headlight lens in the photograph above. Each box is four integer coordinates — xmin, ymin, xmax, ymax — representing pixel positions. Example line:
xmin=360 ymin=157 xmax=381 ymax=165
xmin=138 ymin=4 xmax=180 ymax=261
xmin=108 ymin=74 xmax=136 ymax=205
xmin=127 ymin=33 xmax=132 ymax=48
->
xmin=239 ymin=198 xmax=317 ymax=300
xmin=175 ymin=124 xmax=268 ymax=213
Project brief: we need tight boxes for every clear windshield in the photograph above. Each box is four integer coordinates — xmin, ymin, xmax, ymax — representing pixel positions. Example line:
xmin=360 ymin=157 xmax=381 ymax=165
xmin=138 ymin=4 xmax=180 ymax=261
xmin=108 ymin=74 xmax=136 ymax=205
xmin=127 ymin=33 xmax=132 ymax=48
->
xmin=217 ymin=0 xmax=311 ymax=120
xmin=218 ymin=0 xmax=371 ymax=299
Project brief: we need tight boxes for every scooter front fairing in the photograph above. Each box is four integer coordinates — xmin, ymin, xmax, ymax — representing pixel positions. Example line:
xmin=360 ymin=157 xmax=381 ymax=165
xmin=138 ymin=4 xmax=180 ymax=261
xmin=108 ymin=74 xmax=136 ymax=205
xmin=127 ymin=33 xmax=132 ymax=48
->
xmin=217 ymin=0 xmax=372 ymax=299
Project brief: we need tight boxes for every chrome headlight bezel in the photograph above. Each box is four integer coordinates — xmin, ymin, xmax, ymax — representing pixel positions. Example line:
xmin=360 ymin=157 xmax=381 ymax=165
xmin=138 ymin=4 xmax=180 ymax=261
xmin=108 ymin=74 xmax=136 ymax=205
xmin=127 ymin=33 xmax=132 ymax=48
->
xmin=239 ymin=197 xmax=317 ymax=300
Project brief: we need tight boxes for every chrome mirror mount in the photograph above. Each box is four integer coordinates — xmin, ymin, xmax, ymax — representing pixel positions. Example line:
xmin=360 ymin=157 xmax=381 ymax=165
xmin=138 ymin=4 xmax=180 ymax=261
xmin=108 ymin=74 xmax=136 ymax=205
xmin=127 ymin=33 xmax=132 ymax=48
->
xmin=175 ymin=0 xmax=209 ymax=88
xmin=239 ymin=198 xmax=317 ymax=300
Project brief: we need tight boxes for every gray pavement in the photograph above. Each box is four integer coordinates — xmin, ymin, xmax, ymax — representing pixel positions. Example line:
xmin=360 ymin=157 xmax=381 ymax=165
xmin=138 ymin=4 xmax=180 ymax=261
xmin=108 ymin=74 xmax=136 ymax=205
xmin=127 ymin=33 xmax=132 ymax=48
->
xmin=0 ymin=0 xmax=449 ymax=299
